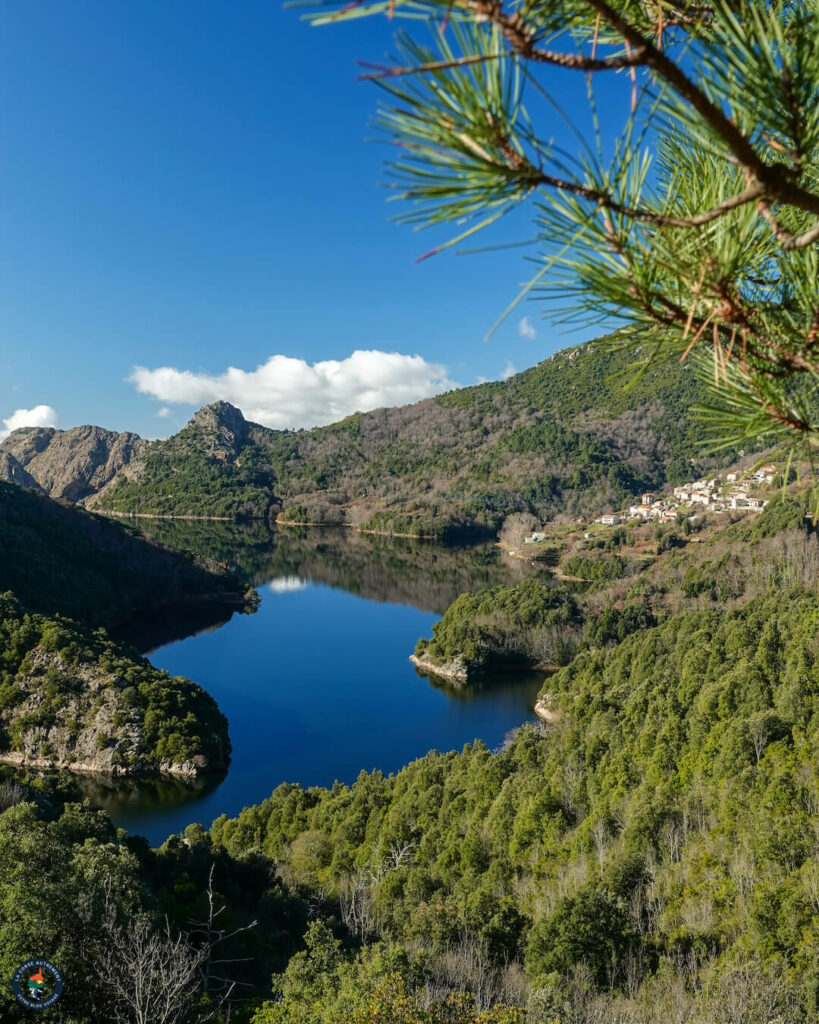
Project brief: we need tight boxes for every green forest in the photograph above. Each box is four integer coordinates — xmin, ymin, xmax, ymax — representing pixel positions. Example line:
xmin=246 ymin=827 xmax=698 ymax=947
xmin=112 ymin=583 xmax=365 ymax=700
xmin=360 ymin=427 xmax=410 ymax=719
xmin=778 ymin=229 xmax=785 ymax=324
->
xmin=210 ymin=586 xmax=819 ymax=1023
xmin=0 ymin=480 xmax=817 ymax=1021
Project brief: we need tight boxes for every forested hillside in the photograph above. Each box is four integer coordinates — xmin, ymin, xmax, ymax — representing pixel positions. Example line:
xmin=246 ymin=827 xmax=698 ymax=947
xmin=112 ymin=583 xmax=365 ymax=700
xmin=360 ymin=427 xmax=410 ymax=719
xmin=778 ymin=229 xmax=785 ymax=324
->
xmin=0 ymin=481 xmax=255 ymax=628
xmin=3 ymin=336 xmax=754 ymax=536
xmin=210 ymin=586 xmax=819 ymax=1023
xmin=413 ymin=495 xmax=815 ymax=679
xmin=0 ymin=594 xmax=230 ymax=775
xmin=98 ymin=338 xmax=717 ymax=534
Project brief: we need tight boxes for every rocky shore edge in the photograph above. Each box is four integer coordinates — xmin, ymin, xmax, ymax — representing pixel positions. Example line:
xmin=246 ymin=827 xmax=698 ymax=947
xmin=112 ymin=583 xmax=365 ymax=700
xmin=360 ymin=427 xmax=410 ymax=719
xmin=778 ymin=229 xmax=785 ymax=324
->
xmin=409 ymin=652 xmax=469 ymax=683
xmin=0 ymin=750 xmax=216 ymax=778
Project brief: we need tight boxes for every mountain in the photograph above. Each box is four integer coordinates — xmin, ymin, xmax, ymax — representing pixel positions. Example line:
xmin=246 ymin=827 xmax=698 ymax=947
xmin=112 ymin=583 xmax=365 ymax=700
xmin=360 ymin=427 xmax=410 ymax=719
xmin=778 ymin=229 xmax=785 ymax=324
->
xmin=0 ymin=481 xmax=256 ymax=629
xmin=0 ymin=422 xmax=147 ymax=502
xmin=0 ymin=337 xmax=758 ymax=536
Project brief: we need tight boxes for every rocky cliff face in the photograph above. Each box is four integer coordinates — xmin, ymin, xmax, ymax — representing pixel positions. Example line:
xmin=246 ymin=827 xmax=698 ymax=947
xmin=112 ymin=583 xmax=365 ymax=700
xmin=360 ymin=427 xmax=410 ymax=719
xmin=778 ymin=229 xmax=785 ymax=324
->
xmin=0 ymin=403 xmax=255 ymax=504
xmin=0 ymin=649 xmax=215 ymax=776
xmin=0 ymin=424 xmax=148 ymax=502
xmin=0 ymin=451 xmax=42 ymax=492
xmin=183 ymin=401 xmax=249 ymax=460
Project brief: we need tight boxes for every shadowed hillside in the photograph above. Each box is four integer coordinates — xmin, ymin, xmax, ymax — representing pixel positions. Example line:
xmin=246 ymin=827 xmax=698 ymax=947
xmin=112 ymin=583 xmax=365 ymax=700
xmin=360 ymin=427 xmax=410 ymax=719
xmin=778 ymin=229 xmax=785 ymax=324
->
xmin=0 ymin=481 xmax=255 ymax=628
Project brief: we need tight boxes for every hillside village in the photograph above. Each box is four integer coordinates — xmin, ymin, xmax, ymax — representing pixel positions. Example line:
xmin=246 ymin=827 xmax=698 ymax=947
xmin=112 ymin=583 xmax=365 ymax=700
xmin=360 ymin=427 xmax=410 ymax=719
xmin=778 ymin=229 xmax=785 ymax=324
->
xmin=521 ymin=463 xmax=778 ymax=545
xmin=591 ymin=462 xmax=776 ymax=527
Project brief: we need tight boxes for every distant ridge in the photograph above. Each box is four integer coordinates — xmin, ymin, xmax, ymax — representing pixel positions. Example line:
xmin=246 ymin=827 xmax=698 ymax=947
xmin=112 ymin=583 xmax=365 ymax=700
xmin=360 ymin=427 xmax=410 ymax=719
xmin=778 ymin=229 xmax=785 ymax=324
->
xmin=0 ymin=336 xmax=763 ymax=537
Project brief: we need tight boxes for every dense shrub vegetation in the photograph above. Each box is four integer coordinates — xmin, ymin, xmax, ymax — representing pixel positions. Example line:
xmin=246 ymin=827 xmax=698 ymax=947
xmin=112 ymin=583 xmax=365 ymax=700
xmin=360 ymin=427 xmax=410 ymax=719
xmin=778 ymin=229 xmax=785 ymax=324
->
xmin=0 ymin=594 xmax=230 ymax=771
xmin=415 ymin=579 xmax=579 ymax=671
xmin=213 ymin=587 xmax=819 ymax=1023
xmin=415 ymin=495 xmax=816 ymax=679
xmin=0 ymin=783 xmax=303 ymax=1023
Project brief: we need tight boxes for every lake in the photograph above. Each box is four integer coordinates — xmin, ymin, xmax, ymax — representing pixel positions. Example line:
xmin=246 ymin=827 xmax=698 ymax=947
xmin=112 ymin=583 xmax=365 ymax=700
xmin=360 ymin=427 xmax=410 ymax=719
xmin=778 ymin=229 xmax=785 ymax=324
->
xmin=90 ymin=524 xmax=547 ymax=844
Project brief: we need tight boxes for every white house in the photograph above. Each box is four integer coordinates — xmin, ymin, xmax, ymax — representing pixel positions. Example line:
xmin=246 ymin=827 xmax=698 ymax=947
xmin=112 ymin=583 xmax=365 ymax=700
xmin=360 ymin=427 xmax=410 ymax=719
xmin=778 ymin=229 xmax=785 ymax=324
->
xmin=597 ymin=514 xmax=623 ymax=526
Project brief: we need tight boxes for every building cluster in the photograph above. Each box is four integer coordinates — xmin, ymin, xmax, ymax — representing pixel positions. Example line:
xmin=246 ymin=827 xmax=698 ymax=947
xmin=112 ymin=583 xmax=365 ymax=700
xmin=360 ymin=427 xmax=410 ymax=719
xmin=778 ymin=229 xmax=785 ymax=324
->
xmin=593 ymin=465 xmax=775 ymax=527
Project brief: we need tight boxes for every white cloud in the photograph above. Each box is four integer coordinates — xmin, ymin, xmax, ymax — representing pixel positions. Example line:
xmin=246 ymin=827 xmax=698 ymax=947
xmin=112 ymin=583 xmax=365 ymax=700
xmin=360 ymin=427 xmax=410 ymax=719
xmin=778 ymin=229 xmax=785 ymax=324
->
xmin=0 ymin=404 xmax=59 ymax=441
xmin=129 ymin=350 xmax=457 ymax=430
xmin=268 ymin=576 xmax=308 ymax=594
xmin=517 ymin=316 xmax=537 ymax=340
xmin=155 ymin=406 xmax=172 ymax=419
xmin=500 ymin=361 xmax=517 ymax=381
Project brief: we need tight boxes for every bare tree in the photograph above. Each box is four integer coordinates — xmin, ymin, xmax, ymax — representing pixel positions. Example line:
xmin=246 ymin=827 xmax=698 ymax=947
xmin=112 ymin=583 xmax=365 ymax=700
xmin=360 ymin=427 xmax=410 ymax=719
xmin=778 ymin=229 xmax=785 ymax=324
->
xmin=339 ymin=867 xmax=375 ymax=940
xmin=184 ymin=864 xmax=258 ymax=1019
xmin=97 ymin=910 xmax=204 ymax=1024
xmin=499 ymin=512 xmax=536 ymax=551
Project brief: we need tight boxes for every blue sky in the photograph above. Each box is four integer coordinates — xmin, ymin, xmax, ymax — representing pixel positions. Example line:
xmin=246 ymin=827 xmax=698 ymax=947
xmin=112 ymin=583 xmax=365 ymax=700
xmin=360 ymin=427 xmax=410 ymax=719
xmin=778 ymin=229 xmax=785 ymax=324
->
xmin=1 ymin=1 xmax=623 ymax=438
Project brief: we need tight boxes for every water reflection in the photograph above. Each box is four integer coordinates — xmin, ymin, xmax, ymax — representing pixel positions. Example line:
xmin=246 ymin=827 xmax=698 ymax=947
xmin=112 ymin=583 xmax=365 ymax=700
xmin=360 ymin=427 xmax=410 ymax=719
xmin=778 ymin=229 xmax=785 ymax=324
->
xmin=419 ymin=668 xmax=547 ymax=701
xmin=112 ymin=602 xmax=243 ymax=654
xmin=127 ymin=520 xmax=539 ymax=618
xmin=0 ymin=763 xmax=224 ymax=828
xmin=73 ymin=770 xmax=227 ymax=836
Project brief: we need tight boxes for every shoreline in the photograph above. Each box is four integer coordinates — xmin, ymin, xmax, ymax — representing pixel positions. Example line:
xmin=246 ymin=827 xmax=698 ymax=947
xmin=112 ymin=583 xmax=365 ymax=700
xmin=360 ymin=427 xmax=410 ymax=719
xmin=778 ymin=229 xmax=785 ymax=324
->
xmin=276 ymin=519 xmax=442 ymax=540
xmin=533 ymin=694 xmax=561 ymax=725
xmin=100 ymin=510 xmax=236 ymax=522
xmin=102 ymin=510 xmax=443 ymax=540
xmin=409 ymin=652 xmax=469 ymax=682
xmin=410 ymin=652 xmax=560 ymax=684
xmin=0 ymin=751 xmax=220 ymax=779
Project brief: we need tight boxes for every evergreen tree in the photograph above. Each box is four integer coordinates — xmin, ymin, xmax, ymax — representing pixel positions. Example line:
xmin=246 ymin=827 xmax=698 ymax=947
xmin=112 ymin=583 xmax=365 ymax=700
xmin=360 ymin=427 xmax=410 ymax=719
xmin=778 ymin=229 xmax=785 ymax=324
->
xmin=303 ymin=0 xmax=819 ymax=476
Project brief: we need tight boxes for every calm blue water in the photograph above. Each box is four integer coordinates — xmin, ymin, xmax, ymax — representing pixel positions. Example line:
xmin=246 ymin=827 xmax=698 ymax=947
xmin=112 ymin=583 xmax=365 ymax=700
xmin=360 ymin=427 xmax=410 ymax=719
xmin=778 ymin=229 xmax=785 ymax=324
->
xmin=81 ymin=531 xmax=545 ymax=844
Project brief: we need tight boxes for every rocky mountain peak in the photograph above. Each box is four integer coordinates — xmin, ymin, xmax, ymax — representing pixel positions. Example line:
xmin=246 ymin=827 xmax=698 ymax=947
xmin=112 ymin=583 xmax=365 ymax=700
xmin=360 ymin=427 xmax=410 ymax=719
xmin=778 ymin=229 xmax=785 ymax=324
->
xmin=183 ymin=402 xmax=248 ymax=458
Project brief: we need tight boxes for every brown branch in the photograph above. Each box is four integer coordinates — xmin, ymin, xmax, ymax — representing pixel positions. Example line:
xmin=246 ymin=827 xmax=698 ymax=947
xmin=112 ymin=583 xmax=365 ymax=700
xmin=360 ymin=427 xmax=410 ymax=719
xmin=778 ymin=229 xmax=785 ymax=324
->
xmin=531 ymin=169 xmax=764 ymax=229
xmin=581 ymin=0 xmax=819 ymax=217
xmin=359 ymin=46 xmax=645 ymax=78
xmin=357 ymin=12 xmax=648 ymax=81
xmin=757 ymin=201 xmax=819 ymax=250
xmin=655 ymin=292 xmax=819 ymax=376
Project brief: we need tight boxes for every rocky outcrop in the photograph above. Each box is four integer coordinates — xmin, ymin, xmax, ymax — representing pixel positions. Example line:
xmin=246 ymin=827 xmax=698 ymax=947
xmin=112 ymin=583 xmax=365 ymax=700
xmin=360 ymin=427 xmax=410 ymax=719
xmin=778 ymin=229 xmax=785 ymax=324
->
xmin=0 ymin=424 xmax=147 ymax=502
xmin=0 ymin=403 xmax=258 ymax=507
xmin=0 ymin=451 xmax=43 ymax=492
xmin=0 ymin=649 xmax=220 ymax=776
xmin=534 ymin=693 xmax=562 ymax=725
xmin=409 ymin=652 xmax=469 ymax=683
xmin=0 ymin=596 xmax=231 ymax=777
xmin=183 ymin=402 xmax=249 ymax=461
